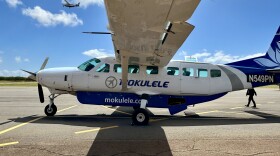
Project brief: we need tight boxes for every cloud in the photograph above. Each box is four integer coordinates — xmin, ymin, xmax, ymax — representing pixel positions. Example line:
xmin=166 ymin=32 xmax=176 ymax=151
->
xmin=71 ymin=0 xmax=104 ymax=8
xmin=5 ymin=0 xmax=22 ymax=8
xmin=0 ymin=70 xmax=29 ymax=77
xmin=188 ymin=50 xmax=265 ymax=64
xmin=192 ymin=52 xmax=211 ymax=59
xmin=22 ymin=6 xmax=83 ymax=27
xmin=82 ymin=49 xmax=113 ymax=57
xmin=0 ymin=57 xmax=2 ymax=63
xmin=15 ymin=56 xmax=30 ymax=63
xmin=178 ymin=51 xmax=187 ymax=56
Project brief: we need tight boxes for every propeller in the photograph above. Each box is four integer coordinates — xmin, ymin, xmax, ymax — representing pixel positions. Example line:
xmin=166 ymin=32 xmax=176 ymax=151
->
xmin=22 ymin=57 xmax=49 ymax=103
xmin=38 ymin=84 xmax=44 ymax=103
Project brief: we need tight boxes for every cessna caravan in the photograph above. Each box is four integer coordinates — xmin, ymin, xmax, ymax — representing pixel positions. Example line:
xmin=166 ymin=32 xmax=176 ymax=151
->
xmin=24 ymin=0 xmax=280 ymax=125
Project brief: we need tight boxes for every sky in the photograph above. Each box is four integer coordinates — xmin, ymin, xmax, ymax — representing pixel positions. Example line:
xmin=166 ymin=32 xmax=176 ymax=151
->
xmin=0 ymin=0 xmax=279 ymax=77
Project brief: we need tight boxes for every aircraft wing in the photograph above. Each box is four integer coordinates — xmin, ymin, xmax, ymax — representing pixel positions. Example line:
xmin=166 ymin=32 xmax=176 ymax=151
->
xmin=104 ymin=0 xmax=200 ymax=66
xmin=64 ymin=0 xmax=70 ymax=5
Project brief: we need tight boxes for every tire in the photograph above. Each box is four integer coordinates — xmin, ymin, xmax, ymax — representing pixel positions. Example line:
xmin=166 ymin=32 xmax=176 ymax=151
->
xmin=44 ymin=104 xmax=57 ymax=116
xmin=132 ymin=108 xmax=149 ymax=125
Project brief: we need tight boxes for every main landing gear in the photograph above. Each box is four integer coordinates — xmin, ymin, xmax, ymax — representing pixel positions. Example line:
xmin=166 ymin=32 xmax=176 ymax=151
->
xmin=44 ymin=94 xmax=60 ymax=116
xmin=131 ymin=94 xmax=149 ymax=126
xmin=132 ymin=108 xmax=149 ymax=125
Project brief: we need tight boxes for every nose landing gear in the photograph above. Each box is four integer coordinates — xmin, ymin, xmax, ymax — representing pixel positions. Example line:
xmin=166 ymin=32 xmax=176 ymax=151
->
xmin=44 ymin=94 xmax=60 ymax=116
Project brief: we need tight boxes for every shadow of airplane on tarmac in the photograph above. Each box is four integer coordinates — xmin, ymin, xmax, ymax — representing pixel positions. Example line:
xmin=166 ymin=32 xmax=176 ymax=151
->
xmin=8 ymin=107 xmax=280 ymax=156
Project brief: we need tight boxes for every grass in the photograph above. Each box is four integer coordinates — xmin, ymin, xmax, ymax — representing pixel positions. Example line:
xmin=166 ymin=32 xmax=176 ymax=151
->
xmin=0 ymin=81 xmax=37 ymax=87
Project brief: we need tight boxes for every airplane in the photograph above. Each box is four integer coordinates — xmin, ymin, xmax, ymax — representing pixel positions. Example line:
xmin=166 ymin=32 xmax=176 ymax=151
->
xmin=63 ymin=0 xmax=80 ymax=8
xmin=23 ymin=0 xmax=280 ymax=125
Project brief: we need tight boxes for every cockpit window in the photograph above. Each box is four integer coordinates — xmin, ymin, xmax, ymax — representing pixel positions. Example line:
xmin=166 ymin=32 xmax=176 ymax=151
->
xmin=96 ymin=63 xmax=110 ymax=73
xmin=78 ymin=58 xmax=101 ymax=71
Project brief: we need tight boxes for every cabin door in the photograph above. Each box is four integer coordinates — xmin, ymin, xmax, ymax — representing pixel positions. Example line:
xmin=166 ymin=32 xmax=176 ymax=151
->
xmin=180 ymin=63 xmax=210 ymax=95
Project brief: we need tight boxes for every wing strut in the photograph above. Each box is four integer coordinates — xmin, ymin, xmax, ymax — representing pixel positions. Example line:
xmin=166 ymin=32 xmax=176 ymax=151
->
xmin=121 ymin=54 xmax=128 ymax=91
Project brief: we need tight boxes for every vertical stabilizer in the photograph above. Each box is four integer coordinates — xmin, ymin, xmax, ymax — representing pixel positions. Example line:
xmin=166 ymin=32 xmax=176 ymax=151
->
xmin=254 ymin=27 xmax=280 ymax=68
xmin=227 ymin=26 xmax=280 ymax=69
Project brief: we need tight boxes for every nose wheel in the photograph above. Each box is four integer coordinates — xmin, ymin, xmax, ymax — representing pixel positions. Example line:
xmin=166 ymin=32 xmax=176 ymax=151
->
xmin=44 ymin=94 xmax=60 ymax=116
xmin=44 ymin=104 xmax=57 ymax=116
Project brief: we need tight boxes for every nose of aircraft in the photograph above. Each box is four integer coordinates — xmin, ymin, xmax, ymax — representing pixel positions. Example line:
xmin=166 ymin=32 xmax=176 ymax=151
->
xmin=37 ymin=67 xmax=79 ymax=90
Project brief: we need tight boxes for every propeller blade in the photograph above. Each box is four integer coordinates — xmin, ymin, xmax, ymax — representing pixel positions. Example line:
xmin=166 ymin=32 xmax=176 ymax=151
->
xmin=38 ymin=84 xmax=44 ymax=103
xmin=21 ymin=69 xmax=36 ymax=76
xmin=40 ymin=57 xmax=49 ymax=70
xmin=21 ymin=69 xmax=36 ymax=81
xmin=82 ymin=32 xmax=112 ymax=35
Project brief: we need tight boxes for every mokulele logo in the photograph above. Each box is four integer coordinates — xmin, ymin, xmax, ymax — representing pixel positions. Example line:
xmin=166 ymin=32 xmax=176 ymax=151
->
xmin=119 ymin=79 xmax=170 ymax=88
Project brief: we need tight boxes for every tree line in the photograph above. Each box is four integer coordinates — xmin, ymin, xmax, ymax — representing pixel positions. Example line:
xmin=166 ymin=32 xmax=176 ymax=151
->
xmin=0 ymin=77 xmax=34 ymax=81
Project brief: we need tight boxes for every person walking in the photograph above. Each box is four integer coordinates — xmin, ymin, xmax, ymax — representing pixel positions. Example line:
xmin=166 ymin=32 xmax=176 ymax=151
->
xmin=246 ymin=88 xmax=257 ymax=108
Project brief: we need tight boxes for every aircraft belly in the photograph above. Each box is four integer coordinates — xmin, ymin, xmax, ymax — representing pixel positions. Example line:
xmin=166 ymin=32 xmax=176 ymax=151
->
xmin=76 ymin=91 xmax=227 ymax=114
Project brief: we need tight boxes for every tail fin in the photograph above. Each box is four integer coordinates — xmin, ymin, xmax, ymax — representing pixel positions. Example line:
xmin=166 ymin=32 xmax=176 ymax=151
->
xmin=227 ymin=26 xmax=280 ymax=69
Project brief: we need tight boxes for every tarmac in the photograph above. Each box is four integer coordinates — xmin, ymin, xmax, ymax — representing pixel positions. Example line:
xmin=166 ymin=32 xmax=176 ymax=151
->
xmin=0 ymin=87 xmax=280 ymax=156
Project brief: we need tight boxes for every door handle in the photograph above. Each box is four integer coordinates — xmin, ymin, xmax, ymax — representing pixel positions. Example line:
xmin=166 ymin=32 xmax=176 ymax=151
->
xmin=94 ymin=75 xmax=99 ymax=78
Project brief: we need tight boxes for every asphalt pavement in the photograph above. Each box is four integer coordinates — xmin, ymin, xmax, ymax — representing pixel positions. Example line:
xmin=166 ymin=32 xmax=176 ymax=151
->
xmin=0 ymin=87 xmax=280 ymax=156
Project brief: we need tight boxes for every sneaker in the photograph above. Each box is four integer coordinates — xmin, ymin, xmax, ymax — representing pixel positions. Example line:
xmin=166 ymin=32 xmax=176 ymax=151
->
xmin=245 ymin=105 xmax=249 ymax=107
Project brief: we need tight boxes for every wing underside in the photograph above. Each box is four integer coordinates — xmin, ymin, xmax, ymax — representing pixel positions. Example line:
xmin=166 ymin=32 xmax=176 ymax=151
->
xmin=104 ymin=0 xmax=200 ymax=67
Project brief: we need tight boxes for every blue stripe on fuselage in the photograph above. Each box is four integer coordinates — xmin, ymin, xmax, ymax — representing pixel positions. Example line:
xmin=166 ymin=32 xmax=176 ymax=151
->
xmin=76 ymin=91 xmax=227 ymax=114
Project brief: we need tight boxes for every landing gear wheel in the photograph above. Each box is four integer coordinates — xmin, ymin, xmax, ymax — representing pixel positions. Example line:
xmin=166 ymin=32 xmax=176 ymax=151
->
xmin=132 ymin=108 xmax=149 ymax=125
xmin=44 ymin=104 xmax=57 ymax=116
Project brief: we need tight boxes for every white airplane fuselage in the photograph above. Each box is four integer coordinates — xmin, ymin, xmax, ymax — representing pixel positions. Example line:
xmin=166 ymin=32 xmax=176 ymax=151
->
xmin=36 ymin=56 xmax=276 ymax=116
xmin=37 ymin=57 xmax=253 ymax=96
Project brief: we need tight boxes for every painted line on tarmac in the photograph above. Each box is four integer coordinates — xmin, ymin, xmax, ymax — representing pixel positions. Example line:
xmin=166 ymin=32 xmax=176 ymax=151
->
xmin=267 ymin=102 xmax=275 ymax=104
xmin=57 ymin=105 xmax=77 ymax=113
xmin=230 ymin=107 xmax=244 ymax=110
xmin=0 ymin=105 xmax=77 ymax=135
xmin=75 ymin=125 xmax=119 ymax=134
xmin=76 ymin=110 xmax=221 ymax=134
xmin=0 ymin=141 xmax=19 ymax=147
xmin=197 ymin=110 xmax=220 ymax=115
xmin=151 ymin=110 xmax=220 ymax=122
xmin=102 ymin=106 xmax=132 ymax=115
xmin=150 ymin=118 xmax=170 ymax=122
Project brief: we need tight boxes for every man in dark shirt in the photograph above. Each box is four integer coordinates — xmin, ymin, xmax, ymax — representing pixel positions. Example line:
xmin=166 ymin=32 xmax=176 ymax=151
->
xmin=246 ymin=88 xmax=257 ymax=108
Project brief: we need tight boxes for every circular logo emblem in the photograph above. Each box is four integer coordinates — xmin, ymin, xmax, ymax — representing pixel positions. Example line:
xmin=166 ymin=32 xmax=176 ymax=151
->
xmin=105 ymin=76 xmax=117 ymax=88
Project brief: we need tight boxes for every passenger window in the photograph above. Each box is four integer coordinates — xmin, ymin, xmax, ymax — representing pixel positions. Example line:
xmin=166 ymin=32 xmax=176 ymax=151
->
xmin=114 ymin=64 xmax=122 ymax=73
xmin=146 ymin=66 xmax=158 ymax=75
xmin=96 ymin=63 xmax=110 ymax=73
xmin=167 ymin=67 xmax=179 ymax=76
xmin=211 ymin=69 xmax=221 ymax=77
xmin=128 ymin=65 xmax=139 ymax=74
xmin=197 ymin=69 xmax=208 ymax=78
xmin=182 ymin=68 xmax=194 ymax=76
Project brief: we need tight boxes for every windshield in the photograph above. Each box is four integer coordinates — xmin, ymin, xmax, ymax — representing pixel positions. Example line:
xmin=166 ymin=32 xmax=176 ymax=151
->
xmin=78 ymin=58 xmax=101 ymax=71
